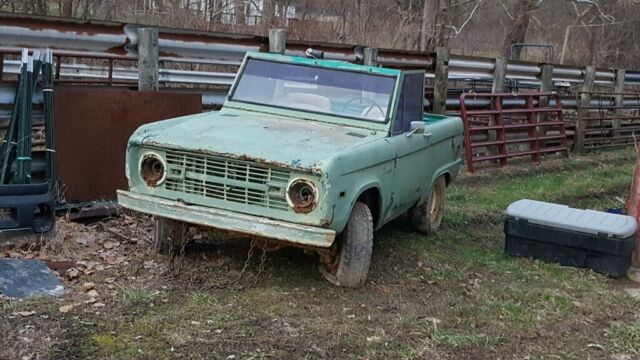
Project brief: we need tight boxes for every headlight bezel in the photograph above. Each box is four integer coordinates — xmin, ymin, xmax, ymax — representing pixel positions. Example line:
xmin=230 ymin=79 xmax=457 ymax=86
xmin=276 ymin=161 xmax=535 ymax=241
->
xmin=285 ymin=178 xmax=319 ymax=214
xmin=139 ymin=151 xmax=167 ymax=187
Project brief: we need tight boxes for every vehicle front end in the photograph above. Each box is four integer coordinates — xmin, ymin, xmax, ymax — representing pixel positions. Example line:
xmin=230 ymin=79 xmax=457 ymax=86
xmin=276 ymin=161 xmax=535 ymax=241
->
xmin=117 ymin=139 xmax=337 ymax=248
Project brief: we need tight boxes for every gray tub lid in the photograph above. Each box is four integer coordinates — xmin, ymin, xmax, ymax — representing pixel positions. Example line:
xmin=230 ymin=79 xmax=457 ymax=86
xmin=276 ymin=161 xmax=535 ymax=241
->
xmin=506 ymin=199 xmax=638 ymax=238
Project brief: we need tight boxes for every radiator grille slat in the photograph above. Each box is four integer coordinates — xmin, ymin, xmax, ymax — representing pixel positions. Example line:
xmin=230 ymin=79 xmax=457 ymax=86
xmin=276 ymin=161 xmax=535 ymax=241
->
xmin=163 ymin=150 xmax=291 ymax=211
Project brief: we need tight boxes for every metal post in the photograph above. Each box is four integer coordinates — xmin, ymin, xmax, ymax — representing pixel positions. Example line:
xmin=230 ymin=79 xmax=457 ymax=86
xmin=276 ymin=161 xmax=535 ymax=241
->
xmin=0 ymin=62 xmax=25 ymax=183
xmin=269 ymin=29 xmax=286 ymax=54
xmin=137 ymin=28 xmax=159 ymax=91
xmin=0 ymin=53 xmax=4 ymax=82
xmin=363 ymin=48 xmax=379 ymax=67
xmin=43 ymin=49 xmax=56 ymax=192
xmin=15 ymin=50 xmax=33 ymax=184
xmin=432 ymin=47 xmax=449 ymax=114
xmin=575 ymin=66 xmax=595 ymax=154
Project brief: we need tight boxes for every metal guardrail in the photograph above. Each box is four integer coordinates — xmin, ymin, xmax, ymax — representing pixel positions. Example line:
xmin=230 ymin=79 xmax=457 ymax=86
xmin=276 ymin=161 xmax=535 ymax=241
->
xmin=1 ymin=12 xmax=640 ymax=109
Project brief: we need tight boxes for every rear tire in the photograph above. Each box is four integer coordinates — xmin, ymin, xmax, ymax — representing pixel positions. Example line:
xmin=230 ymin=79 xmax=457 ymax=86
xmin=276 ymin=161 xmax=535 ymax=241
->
xmin=153 ymin=217 xmax=186 ymax=255
xmin=320 ymin=202 xmax=373 ymax=288
xmin=410 ymin=176 xmax=446 ymax=235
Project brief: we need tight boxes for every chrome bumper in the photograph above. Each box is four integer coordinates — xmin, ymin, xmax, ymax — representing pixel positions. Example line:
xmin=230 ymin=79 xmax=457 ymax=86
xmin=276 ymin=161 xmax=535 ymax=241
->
xmin=117 ymin=190 xmax=335 ymax=248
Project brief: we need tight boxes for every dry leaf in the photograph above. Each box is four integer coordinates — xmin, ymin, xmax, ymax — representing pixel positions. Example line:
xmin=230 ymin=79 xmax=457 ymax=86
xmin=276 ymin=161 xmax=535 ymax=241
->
xmin=92 ymin=302 xmax=106 ymax=308
xmin=58 ymin=304 xmax=76 ymax=313
xmin=86 ymin=290 xmax=99 ymax=298
xmin=13 ymin=311 xmax=36 ymax=317
xmin=66 ymin=269 xmax=80 ymax=280
xmin=83 ymin=282 xmax=96 ymax=291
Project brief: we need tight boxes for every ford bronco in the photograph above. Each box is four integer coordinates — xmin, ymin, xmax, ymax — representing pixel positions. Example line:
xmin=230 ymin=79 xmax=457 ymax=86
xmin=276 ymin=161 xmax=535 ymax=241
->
xmin=117 ymin=51 xmax=464 ymax=287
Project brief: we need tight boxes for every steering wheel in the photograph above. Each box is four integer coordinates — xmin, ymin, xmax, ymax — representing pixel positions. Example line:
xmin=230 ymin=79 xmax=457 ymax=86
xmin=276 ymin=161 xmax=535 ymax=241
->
xmin=342 ymin=97 xmax=385 ymax=118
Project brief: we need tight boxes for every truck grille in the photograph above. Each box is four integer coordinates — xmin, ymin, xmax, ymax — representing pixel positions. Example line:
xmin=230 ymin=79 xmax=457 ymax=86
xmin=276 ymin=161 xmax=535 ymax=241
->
xmin=163 ymin=150 xmax=291 ymax=211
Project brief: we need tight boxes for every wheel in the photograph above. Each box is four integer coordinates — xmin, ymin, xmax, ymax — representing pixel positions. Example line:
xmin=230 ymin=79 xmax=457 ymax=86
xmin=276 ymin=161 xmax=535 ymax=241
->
xmin=320 ymin=202 xmax=373 ymax=288
xmin=410 ymin=176 xmax=446 ymax=235
xmin=153 ymin=216 xmax=186 ymax=255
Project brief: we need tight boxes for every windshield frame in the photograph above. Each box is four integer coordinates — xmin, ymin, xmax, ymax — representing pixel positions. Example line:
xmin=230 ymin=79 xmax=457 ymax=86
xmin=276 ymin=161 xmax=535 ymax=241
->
xmin=227 ymin=57 xmax=398 ymax=125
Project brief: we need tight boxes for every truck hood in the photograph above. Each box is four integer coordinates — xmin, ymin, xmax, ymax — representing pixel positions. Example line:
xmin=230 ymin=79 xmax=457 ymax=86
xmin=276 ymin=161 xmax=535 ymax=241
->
xmin=135 ymin=110 xmax=387 ymax=171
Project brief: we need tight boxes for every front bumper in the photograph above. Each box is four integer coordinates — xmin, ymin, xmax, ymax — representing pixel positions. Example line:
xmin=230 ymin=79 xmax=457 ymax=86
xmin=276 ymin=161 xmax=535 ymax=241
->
xmin=117 ymin=190 xmax=336 ymax=248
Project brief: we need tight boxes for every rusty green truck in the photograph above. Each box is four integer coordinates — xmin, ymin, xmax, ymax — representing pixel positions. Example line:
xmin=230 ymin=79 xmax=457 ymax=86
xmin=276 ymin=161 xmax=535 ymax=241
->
xmin=117 ymin=51 xmax=464 ymax=287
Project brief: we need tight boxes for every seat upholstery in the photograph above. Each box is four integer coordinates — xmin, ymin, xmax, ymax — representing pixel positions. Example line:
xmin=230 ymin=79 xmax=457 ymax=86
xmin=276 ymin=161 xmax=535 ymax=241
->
xmin=281 ymin=93 xmax=332 ymax=112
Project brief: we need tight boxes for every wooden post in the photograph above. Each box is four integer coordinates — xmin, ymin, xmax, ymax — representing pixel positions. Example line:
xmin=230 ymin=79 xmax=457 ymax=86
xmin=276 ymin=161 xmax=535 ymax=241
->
xmin=613 ymin=69 xmax=626 ymax=131
xmin=363 ymin=48 xmax=379 ymax=67
xmin=574 ymin=66 xmax=595 ymax=153
xmin=492 ymin=57 xmax=507 ymax=93
xmin=432 ymin=47 xmax=449 ymax=114
xmin=137 ymin=28 xmax=159 ymax=91
xmin=540 ymin=64 xmax=554 ymax=93
xmin=269 ymin=29 xmax=286 ymax=54
xmin=486 ymin=57 xmax=508 ymax=157
xmin=538 ymin=64 xmax=554 ymax=137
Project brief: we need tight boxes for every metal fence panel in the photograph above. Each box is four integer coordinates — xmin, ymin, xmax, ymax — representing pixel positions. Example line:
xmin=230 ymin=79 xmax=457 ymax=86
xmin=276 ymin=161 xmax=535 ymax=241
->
xmin=460 ymin=92 xmax=570 ymax=173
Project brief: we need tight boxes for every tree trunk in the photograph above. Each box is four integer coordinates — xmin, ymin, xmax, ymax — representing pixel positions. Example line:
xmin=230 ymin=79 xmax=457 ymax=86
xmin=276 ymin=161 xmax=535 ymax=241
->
xmin=420 ymin=0 xmax=438 ymax=51
xmin=589 ymin=24 xmax=603 ymax=66
xmin=502 ymin=0 xmax=540 ymax=59
xmin=234 ymin=0 xmax=245 ymax=25
xmin=61 ymin=0 xmax=73 ymax=17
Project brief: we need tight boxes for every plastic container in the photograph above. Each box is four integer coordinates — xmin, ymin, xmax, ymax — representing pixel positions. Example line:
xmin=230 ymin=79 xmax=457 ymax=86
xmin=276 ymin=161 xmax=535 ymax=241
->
xmin=504 ymin=199 xmax=637 ymax=277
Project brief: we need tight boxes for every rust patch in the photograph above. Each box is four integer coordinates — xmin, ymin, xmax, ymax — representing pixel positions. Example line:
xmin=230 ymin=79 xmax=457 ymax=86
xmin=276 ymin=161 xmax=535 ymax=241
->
xmin=139 ymin=153 xmax=165 ymax=187
xmin=55 ymin=87 xmax=201 ymax=202
xmin=286 ymin=179 xmax=318 ymax=214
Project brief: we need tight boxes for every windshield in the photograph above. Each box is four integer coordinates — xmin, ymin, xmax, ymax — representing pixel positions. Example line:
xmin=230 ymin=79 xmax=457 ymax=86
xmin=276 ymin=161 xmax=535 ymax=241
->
xmin=230 ymin=59 xmax=396 ymax=122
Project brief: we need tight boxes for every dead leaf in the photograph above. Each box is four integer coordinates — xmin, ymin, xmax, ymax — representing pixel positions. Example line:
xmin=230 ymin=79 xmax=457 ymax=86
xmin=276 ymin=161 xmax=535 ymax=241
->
xmin=102 ymin=241 xmax=116 ymax=250
xmin=13 ymin=311 xmax=36 ymax=317
xmin=92 ymin=302 xmax=106 ymax=308
xmin=86 ymin=290 xmax=99 ymax=298
xmin=587 ymin=343 xmax=604 ymax=351
xmin=66 ymin=269 xmax=80 ymax=280
xmin=58 ymin=304 xmax=76 ymax=313
xmin=624 ymin=288 xmax=640 ymax=299
xmin=83 ymin=282 xmax=96 ymax=291
xmin=84 ymin=298 xmax=97 ymax=304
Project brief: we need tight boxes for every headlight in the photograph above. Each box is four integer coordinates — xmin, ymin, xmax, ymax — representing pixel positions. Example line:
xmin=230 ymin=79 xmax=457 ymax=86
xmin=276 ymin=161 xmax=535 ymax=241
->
xmin=286 ymin=178 xmax=318 ymax=213
xmin=139 ymin=152 xmax=166 ymax=187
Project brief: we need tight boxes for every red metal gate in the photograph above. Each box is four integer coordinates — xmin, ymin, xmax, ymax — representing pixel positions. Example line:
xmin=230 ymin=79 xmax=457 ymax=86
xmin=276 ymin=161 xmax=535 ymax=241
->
xmin=460 ymin=92 xmax=570 ymax=173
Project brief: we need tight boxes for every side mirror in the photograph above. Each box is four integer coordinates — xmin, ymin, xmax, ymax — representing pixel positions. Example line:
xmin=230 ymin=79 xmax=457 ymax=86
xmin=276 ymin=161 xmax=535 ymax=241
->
xmin=406 ymin=121 xmax=425 ymax=138
xmin=410 ymin=121 xmax=425 ymax=132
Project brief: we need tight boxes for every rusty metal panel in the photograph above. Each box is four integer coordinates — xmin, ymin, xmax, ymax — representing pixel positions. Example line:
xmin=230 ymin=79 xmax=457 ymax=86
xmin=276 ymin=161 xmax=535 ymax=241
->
xmin=460 ymin=92 xmax=570 ymax=173
xmin=54 ymin=87 xmax=201 ymax=202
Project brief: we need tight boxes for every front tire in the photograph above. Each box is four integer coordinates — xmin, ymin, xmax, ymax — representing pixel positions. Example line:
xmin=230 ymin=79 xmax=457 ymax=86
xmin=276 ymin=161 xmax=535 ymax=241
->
xmin=153 ymin=216 xmax=186 ymax=255
xmin=410 ymin=176 xmax=446 ymax=235
xmin=320 ymin=202 xmax=373 ymax=288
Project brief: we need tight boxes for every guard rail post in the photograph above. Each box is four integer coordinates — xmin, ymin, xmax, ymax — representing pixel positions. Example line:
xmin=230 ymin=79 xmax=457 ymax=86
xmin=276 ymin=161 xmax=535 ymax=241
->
xmin=433 ymin=47 xmax=449 ymax=114
xmin=138 ymin=28 xmax=159 ymax=91
xmin=269 ymin=29 xmax=286 ymax=54
xmin=575 ymin=66 xmax=596 ymax=153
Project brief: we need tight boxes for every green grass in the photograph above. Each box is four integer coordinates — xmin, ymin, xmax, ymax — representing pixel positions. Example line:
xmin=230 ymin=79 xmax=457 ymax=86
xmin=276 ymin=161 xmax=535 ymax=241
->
xmin=431 ymin=330 xmax=503 ymax=347
xmin=607 ymin=322 xmax=640 ymax=355
xmin=121 ymin=288 xmax=157 ymax=303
